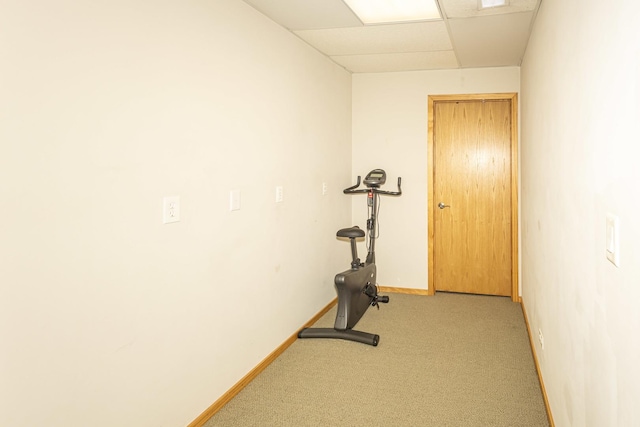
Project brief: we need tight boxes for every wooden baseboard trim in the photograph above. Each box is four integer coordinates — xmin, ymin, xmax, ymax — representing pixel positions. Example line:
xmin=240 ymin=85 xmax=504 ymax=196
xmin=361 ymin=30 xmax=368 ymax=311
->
xmin=377 ymin=286 xmax=430 ymax=296
xmin=187 ymin=298 xmax=338 ymax=427
xmin=520 ymin=298 xmax=555 ymax=427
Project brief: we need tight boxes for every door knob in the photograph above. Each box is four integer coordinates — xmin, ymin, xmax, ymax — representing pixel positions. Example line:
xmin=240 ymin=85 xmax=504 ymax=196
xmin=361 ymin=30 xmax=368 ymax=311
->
xmin=438 ymin=202 xmax=450 ymax=209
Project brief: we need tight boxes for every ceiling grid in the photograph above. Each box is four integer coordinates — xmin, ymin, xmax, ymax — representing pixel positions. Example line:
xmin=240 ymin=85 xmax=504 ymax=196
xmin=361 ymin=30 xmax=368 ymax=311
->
xmin=242 ymin=0 xmax=542 ymax=73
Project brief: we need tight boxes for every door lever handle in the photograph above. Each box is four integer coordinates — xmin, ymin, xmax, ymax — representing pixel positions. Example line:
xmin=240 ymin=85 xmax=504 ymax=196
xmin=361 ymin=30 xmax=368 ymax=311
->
xmin=438 ymin=202 xmax=450 ymax=209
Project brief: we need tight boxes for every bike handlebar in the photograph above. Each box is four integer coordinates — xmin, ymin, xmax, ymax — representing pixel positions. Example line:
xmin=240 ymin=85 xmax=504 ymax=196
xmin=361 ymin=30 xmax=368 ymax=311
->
xmin=343 ymin=176 xmax=402 ymax=196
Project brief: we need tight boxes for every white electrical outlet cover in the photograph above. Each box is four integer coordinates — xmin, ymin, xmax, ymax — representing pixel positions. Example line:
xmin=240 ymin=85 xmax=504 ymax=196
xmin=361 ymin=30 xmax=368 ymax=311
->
xmin=163 ymin=196 xmax=180 ymax=224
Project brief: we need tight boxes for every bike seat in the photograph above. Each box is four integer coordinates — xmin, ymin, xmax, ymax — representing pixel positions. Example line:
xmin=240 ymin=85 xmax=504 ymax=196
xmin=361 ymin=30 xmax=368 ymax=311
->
xmin=336 ymin=226 xmax=365 ymax=239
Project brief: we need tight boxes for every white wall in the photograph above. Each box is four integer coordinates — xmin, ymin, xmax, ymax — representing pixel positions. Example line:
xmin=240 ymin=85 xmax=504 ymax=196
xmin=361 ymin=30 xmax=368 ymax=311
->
xmin=521 ymin=0 xmax=640 ymax=425
xmin=0 ymin=1 xmax=352 ymax=426
xmin=352 ymin=68 xmax=520 ymax=290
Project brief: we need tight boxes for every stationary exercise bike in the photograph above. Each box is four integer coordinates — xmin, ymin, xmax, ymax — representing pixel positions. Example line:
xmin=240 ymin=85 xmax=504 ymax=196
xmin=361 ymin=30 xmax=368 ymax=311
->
xmin=298 ymin=169 xmax=402 ymax=346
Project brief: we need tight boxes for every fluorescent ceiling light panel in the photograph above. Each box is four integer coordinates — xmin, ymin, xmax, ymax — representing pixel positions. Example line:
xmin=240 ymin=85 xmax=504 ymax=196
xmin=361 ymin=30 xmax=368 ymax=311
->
xmin=478 ymin=0 xmax=509 ymax=9
xmin=344 ymin=0 xmax=441 ymax=24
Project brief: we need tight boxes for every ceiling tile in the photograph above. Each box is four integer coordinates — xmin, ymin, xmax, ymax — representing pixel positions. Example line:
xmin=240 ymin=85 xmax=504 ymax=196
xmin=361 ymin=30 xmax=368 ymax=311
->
xmin=448 ymin=12 xmax=534 ymax=67
xmin=243 ymin=0 xmax=362 ymax=30
xmin=440 ymin=0 xmax=539 ymax=18
xmin=331 ymin=51 xmax=459 ymax=73
xmin=294 ymin=21 xmax=452 ymax=56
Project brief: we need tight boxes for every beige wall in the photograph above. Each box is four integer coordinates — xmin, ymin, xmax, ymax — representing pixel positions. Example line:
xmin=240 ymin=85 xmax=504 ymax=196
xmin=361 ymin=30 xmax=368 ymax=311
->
xmin=521 ymin=0 xmax=640 ymax=425
xmin=351 ymin=68 xmax=520 ymax=290
xmin=0 ymin=1 xmax=352 ymax=426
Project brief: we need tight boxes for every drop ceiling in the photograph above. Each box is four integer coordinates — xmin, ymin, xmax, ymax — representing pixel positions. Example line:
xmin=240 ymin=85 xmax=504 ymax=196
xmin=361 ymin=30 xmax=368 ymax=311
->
xmin=242 ymin=0 xmax=542 ymax=73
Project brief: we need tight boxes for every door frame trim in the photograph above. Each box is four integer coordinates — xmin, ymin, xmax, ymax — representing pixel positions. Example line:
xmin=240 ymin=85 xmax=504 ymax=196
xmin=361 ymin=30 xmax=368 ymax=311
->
xmin=427 ymin=93 xmax=519 ymax=301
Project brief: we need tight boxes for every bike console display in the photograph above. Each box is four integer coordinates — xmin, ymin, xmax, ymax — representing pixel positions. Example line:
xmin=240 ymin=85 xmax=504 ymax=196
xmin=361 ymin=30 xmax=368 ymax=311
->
xmin=363 ymin=169 xmax=386 ymax=188
xmin=343 ymin=169 xmax=401 ymax=196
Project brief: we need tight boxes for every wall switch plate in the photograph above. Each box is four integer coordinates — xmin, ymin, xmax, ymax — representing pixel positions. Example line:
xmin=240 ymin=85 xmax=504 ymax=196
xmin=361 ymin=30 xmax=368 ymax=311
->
xmin=322 ymin=182 xmax=328 ymax=195
xmin=538 ymin=328 xmax=544 ymax=351
xmin=606 ymin=213 xmax=620 ymax=267
xmin=275 ymin=186 xmax=283 ymax=203
xmin=163 ymin=196 xmax=180 ymax=224
xmin=230 ymin=190 xmax=241 ymax=211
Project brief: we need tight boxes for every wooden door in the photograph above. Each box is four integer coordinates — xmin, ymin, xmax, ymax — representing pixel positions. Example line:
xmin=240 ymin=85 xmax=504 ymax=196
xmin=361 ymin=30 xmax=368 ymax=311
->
xmin=429 ymin=96 xmax=517 ymax=298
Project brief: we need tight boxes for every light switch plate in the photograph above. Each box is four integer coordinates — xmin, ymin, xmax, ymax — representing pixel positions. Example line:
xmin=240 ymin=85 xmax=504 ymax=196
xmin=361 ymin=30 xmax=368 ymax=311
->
xmin=230 ymin=190 xmax=241 ymax=211
xmin=606 ymin=213 xmax=620 ymax=267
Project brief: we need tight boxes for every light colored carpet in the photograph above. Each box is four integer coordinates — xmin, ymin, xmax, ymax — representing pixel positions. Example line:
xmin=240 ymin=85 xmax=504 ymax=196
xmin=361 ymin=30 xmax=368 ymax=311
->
xmin=205 ymin=292 xmax=549 ymax=426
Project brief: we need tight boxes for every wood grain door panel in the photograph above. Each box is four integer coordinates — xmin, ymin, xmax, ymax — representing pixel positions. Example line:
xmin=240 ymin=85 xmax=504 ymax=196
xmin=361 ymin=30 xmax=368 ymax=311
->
xmin=433 ymin=99 xmax=512 ymax=296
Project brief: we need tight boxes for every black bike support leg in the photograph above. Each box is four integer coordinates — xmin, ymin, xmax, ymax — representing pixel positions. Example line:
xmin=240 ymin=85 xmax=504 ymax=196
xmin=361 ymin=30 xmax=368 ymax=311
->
xmin=297 ymin=327 xmax=379 ymax=346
